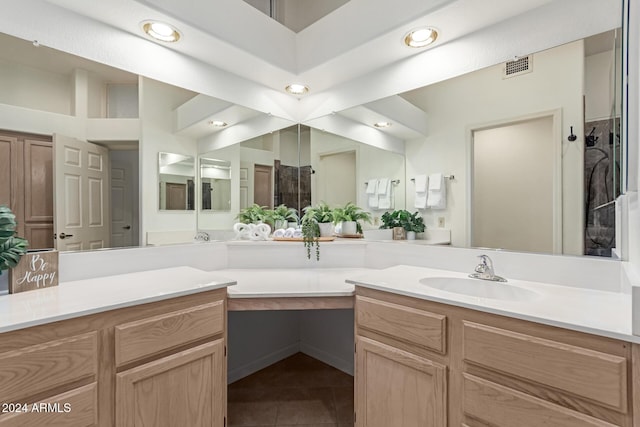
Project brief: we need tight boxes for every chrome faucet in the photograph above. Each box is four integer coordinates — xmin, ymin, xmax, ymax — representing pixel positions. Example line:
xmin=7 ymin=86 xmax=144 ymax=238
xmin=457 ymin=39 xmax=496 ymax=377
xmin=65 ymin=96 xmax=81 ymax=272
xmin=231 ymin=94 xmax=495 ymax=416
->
xmin=469 ymin=255 xmax=507 ymax=282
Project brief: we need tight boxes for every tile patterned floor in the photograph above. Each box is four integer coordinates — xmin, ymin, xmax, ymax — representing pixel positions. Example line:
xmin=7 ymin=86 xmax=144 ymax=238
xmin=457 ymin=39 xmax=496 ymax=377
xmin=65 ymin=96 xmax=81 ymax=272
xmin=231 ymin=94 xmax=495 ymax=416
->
xmin=228 ymin=353 xmax=354 ymax=426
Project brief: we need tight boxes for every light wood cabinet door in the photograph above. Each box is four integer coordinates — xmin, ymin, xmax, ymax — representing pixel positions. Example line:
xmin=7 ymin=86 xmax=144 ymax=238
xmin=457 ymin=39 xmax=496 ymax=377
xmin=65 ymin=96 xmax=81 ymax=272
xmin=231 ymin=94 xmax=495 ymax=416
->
xmin=116 ymin=339 xmax=225 ymax=427
xmin=355 ymin=336 xmax=447 ymax=427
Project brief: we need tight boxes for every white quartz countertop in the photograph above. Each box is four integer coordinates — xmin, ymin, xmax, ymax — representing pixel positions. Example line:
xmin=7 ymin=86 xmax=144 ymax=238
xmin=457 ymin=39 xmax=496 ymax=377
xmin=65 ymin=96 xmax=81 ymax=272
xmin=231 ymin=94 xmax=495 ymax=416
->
xmin=224 ymin=268 xmax=366 ymax=298
xmin=0 ymin=266 xmax=234 ymax=334
xmin=347 ymin=265 xmax=637 ymax=343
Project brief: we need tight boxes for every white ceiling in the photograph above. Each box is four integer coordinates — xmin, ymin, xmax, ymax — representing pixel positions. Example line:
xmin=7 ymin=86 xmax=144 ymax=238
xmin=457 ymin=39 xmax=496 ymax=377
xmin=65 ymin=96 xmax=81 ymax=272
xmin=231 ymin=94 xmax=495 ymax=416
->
xmin=0 ymin=0 xmax=622 ymax=144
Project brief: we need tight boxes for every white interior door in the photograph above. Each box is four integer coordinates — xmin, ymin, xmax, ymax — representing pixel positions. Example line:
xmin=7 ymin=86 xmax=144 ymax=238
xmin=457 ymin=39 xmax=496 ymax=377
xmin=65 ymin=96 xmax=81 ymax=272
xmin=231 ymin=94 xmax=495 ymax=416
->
xmin=53 ymin=134 xmax=110 ymax=251
xmin=110 ymin=166 xmax=132 ymax=248
xmin=471 ymin=116 xmax=557 ymax=253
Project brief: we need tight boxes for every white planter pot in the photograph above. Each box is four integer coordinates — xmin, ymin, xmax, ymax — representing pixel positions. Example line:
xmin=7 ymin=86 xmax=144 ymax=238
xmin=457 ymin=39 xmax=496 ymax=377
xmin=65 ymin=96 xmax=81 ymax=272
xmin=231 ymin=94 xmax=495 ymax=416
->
xmin=406 ymin=231 xmax=416 ymax=240
xmin=318 ymin=222 xmax=334 ymax=237
xmin=274 ymin=219 xmax=288 ymax=230
xmin=341 ymin=221 xmax=357 ymax=235
xmin=288 ymin=221 xmax=299 ymax=229
xmin=0 ymin=272 xmax=8 ymax=295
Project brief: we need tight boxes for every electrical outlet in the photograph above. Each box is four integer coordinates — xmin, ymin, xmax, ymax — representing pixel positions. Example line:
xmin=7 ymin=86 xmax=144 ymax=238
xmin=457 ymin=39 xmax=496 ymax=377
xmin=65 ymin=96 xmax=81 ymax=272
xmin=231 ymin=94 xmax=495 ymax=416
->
xmin=373 ymin=216 xmax=380 ymax=226
xmin=437 ymin=217 xmax=445 ymax=228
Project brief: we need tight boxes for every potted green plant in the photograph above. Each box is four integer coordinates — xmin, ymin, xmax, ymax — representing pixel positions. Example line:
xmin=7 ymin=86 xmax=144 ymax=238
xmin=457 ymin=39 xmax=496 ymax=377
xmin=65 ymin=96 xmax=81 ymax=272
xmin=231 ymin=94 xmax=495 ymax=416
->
xmin=303 ymin=202 xmax=334 ymax=237
xmin=379 ymin=210 xmax=425 ymax=240
xmin=272 ymin=204 xmax=299 ymax=230
xmin=0 ymin=206 xmax=28 ymax=278
xmin=404 ymin=211 xmax=425 ymax=240
xmin=237 ymin=204 xmax=271 ymax=225
xmin=332 ymin=202 xmax=372 ymax=235
xmin=300 ymin=214 xmax=320 ymax=260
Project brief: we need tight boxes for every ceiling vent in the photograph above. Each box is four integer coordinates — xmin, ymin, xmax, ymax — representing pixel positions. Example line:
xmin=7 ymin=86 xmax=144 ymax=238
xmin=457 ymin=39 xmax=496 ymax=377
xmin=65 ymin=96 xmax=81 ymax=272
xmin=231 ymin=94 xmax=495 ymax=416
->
xmin=503 ymin=55 xmax=532 ymax=79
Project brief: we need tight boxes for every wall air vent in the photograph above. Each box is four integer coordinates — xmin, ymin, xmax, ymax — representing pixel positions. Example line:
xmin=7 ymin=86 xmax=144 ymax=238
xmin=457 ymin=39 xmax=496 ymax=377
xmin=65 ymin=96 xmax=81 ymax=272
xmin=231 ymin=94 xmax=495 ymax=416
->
xmin=503 ymin=55 xmax=532 ymax=79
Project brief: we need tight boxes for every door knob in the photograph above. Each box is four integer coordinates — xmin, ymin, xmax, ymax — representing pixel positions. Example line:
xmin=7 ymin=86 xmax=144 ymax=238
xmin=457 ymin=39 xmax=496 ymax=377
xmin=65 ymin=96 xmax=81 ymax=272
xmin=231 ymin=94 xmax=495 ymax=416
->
xmin=58 ymin=232 xmax=73 ymax=239
xmin=123 ymin=225 xmax=131 ymax=230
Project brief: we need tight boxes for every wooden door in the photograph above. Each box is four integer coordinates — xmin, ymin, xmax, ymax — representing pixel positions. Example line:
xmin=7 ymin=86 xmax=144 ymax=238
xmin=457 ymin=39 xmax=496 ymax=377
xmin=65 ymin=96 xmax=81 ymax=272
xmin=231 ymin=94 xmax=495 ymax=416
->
xmin=53 ymin=134 xmax=110 ymax=251
xmin=116 ymin=339 xmax=226 ymax=427
xmin=254 ymin=164 xmax=272 ymax=208
xmin=355 ymin=336 xmax=447 ymax=427
xmin=166 ymin=183 xmax=187 ymax=210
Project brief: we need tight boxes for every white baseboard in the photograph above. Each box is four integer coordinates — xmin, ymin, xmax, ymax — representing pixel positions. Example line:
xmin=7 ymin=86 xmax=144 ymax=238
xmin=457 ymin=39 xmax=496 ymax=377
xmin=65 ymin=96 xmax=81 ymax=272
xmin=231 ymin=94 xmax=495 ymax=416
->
xmin=228 ymin=343 xmax=300 ymax=384
xmin=300 ymin=342 xmax=354 ymax=376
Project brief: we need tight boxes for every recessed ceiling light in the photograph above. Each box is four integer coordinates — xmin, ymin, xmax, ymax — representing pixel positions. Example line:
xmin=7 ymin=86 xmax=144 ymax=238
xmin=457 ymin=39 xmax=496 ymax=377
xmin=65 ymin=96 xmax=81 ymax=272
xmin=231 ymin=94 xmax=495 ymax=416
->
xmin=208 ymin=120 xmax=228 ymax=127
xmin=285 ymin=84 xmax=309 ymax=95
xmin=142 ymin=21 xmax=181 ymax=43
xmin=404 ymin=27 xmax=438 ymax=48
xmin=374 ymin=121 xmax=392 ymax=128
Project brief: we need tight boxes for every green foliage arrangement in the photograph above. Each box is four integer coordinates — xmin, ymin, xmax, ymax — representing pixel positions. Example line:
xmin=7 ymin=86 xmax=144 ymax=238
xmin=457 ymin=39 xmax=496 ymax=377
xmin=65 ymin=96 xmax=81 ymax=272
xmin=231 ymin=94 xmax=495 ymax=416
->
xmin=302 ymin=202 xmax=333 ymax=224
xmin=237 ymin=204 xmax=270 ymax=224
xmin=379 ymin=210 xmax=425 ymax=233
xmin=272 ymin=204 xmax=299 ymax=224
xmin=299 ymin=202 xmax=334 ymax=260
xmin=0 ymin=206 xmax=28 ymax=274
xmin=332 ymin=202 xmax=372 ymax=234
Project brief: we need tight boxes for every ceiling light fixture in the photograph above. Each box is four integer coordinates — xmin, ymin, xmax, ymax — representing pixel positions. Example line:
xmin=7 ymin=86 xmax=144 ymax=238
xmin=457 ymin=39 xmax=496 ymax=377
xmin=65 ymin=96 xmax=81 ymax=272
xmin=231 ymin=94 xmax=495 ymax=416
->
xmin=208 ymin=120 xmax=228 ymax=127
xmin=374 ymin=121 xmax=392 ymax=128
xmin=142 ymin=21 xmax=181 ymax=43
xmin=403 ymin=27 xmax=438 ymax=48
xmin=285 ymin=84 xmax=309 ymax=95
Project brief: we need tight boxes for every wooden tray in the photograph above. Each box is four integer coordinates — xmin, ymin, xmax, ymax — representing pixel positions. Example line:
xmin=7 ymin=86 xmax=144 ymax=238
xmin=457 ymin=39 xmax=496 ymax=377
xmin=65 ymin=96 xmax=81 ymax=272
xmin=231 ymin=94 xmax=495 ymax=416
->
xmin=335 ymin=234 xmax=364 ymax=239
xmin=272 ymin=237 xmax=336 ymax=242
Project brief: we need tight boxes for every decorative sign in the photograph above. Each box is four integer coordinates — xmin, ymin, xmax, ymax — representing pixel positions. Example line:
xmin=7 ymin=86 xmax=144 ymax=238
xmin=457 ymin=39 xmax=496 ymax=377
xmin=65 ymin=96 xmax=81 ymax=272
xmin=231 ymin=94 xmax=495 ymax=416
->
xmin=9 ymin=250 xmax=59 ymax=294
xmin=392 ymin=227 xmax=406 ymax=240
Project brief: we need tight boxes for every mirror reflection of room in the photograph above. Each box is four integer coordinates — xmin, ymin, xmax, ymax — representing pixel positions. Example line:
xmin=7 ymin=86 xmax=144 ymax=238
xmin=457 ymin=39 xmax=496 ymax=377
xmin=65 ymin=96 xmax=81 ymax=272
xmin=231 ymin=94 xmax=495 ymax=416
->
xmin=158 ymin=152 xmax=195 ymax=211
xmin=200 ymin=157 xmax=232 ymax=211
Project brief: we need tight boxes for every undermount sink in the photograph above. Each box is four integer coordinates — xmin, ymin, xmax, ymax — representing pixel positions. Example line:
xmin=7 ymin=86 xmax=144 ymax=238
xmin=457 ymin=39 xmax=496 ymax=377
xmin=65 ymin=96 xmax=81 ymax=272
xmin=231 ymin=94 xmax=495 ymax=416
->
xmin=418 ymin=277 xmax=539 ymax=301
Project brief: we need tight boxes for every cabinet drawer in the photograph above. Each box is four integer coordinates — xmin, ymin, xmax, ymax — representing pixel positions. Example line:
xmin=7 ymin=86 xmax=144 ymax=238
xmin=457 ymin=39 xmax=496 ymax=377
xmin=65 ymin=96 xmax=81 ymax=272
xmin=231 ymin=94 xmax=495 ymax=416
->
xmin=356 ymin=296 xmax=446 ymax=354
xmin=115 ymin=300 xmax=224 ymax=366
xmin=0 ymin=383 xmax=97 ymax=427
xmin=0 ymin=332 xmax=97 ymax=402
xmin=462 ymin=321 xmax=627 ymax=412
xmin=463 ymin=374 xmax=616 ymax=427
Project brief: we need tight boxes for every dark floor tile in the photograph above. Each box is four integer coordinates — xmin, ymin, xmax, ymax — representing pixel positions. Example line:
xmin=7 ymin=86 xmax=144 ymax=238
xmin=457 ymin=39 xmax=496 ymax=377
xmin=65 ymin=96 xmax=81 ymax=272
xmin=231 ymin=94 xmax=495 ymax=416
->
xmin=228 ymin=401 xmax=277 ymax=426
xmin=228 ymin=353 xmax=354 ymax=427
xmin=332 ymin=387 xmax=354 ymax=424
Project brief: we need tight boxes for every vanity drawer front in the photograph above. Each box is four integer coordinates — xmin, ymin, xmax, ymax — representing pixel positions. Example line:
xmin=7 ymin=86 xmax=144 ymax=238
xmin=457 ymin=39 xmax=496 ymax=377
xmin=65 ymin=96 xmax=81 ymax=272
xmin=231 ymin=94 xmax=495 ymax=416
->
xmin=115 ymin=300 xmax=224 ymax=366
xmin=0 ymin=332 xmax=98 ymax=403
xmin=0 ymin=383 xmax=97 ymax=427
xmin=356 ymin=296 xmax=446 ymax=354
xmin=463 ymin=374 xmax=616 ymax=427
xmin=462 ymin=321 xmax=627 ymax=412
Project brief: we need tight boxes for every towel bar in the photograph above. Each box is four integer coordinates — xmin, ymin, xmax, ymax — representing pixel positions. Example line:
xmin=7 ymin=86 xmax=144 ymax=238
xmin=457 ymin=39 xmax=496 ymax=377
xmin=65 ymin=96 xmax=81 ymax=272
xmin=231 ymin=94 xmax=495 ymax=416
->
xmin=411 ymin=175 xmax=454 ymax=182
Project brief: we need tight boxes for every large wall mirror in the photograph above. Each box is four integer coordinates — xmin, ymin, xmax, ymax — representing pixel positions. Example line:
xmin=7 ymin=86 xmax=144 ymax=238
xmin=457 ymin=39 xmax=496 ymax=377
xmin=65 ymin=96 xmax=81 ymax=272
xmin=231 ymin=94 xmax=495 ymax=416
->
xmin=0 ymin=0 xmax=627 ymax=259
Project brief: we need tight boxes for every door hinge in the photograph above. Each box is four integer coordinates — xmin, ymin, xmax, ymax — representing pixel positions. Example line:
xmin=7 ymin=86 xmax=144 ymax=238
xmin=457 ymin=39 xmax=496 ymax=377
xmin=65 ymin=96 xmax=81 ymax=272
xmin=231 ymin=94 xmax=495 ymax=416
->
xmin=224 ymin=416 xmax=226 ymax=427
xmin=354 ymin=411 xmax=356 ymax=423
xmin=354 ymin=342 xmax=357 ymax=353
xmin=224 ymin=345 xmax=227 ymax=357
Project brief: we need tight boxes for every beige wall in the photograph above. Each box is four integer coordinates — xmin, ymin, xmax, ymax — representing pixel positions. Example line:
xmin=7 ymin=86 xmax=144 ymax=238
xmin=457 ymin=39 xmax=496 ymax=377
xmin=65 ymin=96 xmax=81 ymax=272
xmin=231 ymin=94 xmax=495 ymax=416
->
xmin=403 ymin=40 xmax=585 ymax=254
xmin=309 ymin=128 xmax=405 ymax=224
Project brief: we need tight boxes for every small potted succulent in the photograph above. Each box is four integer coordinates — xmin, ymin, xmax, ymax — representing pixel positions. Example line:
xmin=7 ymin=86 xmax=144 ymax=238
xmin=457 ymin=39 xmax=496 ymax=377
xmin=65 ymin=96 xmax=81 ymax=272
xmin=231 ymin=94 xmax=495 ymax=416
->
xmin=0 ymin=206 xmax=29 ymax=280
xmin=332 ymin=202 xmax=372 ymax=235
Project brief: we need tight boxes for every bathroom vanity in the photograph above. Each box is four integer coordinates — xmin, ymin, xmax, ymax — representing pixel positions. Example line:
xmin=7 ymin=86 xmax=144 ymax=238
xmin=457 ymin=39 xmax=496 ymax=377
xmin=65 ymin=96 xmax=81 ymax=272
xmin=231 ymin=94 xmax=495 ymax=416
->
xmin=0 ymin=267 xmax=232 ymax=427
xmin=0 ymin=241 xmax=638 ymax=427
